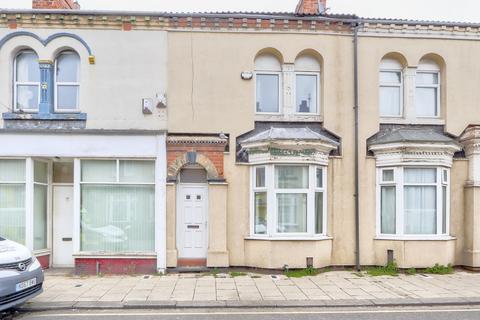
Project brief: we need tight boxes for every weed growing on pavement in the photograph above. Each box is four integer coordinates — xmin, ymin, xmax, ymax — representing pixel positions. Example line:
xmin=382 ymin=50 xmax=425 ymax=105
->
xmin=367 ymin=262 xmax=399 ymax=276
xmin=405 ymin=267 xmax=417 ymax=275
xmin=230 ymin=271 xmax=247 ymax=277
xmin=423 ymin=263 xmax=453 ymax=274
xmin=284 ymin=266 xmax=319 ymax=278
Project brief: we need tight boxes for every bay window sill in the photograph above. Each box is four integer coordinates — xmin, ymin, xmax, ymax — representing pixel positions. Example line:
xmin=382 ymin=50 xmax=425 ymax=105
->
xmin=245 ymin=235 xmax=332 ymax=241
xmin=375 ymin=235 xmax=456 ymax=241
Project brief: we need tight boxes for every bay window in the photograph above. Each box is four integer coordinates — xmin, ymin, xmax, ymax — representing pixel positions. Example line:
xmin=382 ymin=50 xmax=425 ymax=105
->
xmin=378 ymin=167 xmax=449 ymax=237
xmin=251 ymin=164 xmax=326 ymax=237
xmin=80 ymin=160 xmax=155 ymax=253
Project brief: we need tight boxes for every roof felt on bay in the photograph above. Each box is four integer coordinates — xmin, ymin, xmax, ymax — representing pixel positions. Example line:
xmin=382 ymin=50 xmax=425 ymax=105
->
xmin=367 ymin=125 xmax=460 ymax=146
xmin=241 ymin=127 xmax=339 ymax=145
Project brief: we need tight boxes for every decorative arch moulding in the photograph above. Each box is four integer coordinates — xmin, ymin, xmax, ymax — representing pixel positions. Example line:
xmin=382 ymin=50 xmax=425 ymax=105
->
xmin=0 ymin=31 xmax=95 ymax=63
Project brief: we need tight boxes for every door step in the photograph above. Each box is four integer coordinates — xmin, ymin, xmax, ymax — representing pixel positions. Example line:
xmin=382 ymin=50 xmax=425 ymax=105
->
xmin=177 ymin=258 xmax=207 ymax=267
xmin=172 ymin=266 xmax=210 ymax=273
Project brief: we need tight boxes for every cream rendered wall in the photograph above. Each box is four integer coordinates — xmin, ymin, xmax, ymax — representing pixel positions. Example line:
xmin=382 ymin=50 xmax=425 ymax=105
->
xmin=0 ymin=27 xmax=167 ymax=130
xmin=167 ymin=30 xmax=356 ymax=268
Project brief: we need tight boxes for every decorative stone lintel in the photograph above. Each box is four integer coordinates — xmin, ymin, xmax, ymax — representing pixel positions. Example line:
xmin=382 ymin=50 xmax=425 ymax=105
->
xmin=369 ymin=142 xmax=461 ymax=168
xmin=460 ymin=125 xmax=480 ymax=184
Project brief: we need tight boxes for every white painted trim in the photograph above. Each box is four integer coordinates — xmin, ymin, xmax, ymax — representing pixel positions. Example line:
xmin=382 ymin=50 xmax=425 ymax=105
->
xmin=244 ymin=236 xmax=332 ymax=241
xmin=293 ymin=71 xmax=321 ymax=115
xmin=72 ymin=158 xmax=81 ymax=255
xmin=155 ymin=134 xmax=167 ymax=272
xmin=13 ymin=50 xmax=40 ymax=112
xmin=25 ymin=157 xmax=33 ymax=250
xmin=374 ymin=235 xmax=456 ymax=241
xmin=254 ymin=71 xmax=283 ymax=115
xmin=379 ymin=68 xmax=404 ymax=118
xmin=73 ymin=253 xmax=157 ymax=258
xmin=54 ymin=51 xmax=81 ymax=112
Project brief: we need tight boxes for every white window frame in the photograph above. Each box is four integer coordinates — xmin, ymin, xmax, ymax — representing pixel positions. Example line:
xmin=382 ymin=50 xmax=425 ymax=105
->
xmin=379 ymin=68 xmax=404 ymax=118
xmin=294 ymin=72 xmax=320 ymax=115
xmin=254 ymin=71 xmax=282 ymax=114
xmin=54 ymin=51 xmax=80 ymax=113
xmin=78 ymin=158 xmax=156 ymax=254
xmin=249 ymin=164 xmax=327 ymax=239
xmin=415 ymin=70 xmax=440 ymax=118
xmin=376 ymin=166 xmax=450 ymax=240
xmin=13 ymin=51 xmax=40 ymax=113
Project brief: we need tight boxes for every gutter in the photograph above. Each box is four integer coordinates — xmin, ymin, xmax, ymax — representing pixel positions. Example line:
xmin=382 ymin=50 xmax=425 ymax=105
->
xmin=353 ymin=22 xmax=361 ymax=272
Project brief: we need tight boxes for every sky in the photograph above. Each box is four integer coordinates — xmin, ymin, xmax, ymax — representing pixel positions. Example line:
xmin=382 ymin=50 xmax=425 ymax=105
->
xmin=0 ymin=0 xmax=479 ymax=23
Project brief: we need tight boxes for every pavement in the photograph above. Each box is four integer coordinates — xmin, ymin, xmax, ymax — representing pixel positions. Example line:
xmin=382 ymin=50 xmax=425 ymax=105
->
xmin=17 ymin=269 xmax=480 ymax=311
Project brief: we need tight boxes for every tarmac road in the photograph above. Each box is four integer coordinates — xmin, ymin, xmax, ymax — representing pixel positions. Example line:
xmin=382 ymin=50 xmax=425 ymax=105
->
xmin=8 ymin=306 xmax=480 ymax=320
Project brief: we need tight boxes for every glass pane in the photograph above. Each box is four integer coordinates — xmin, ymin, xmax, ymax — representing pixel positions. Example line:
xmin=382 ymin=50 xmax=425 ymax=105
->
xmin=80 ymin=184 xmax=155 ymax=252
xmin=53 ymin=162 xmax=73 ymax=183
xmin=119 ymin=160 xmax=155 ymax=183
xmin=443 ymin=170 xmax=448 ymax=183
xmin=180 ymin=169 xmax=207 ymax=183
xmin=17 ymin=85 xmax=39 ymax=110
xmin=442 ymin=186 xmax=447 ymax=234
xmin=277 ymin=193 xmax=307 ymax=233
xmin=381 ymin=186 xmax=396 ymax=234
xmin=416 ymin=72 xmax=438 ymax=85
xmin=34 ymin=161 xmax=48 ymax=184
xmin=33 ymin=184 xmax=47 ymax=250
xmin=16 ymin=51 xmax=39 ymax=82
xmin=296 ymin=74 xmax=317 ymax=113
xmin=255 ymin=167 xmax=265 ymax=188
xmin=81 ymin=160 xmax=116 ymax=182
xmin=254 ymin=192 xmax=267 ymax=234
xmin=0 ymin=159 xmax=25 ymax=182
xmin=57 ymin=85 xmax=79 ymax=110
xmin=415 ymin=87 xmax=438 ymax=117
xmin=382 ymin=169 xmax=394 ymax=182
xmin=256 ymin=74 xmax=279 ymax=113
xmin=379 ymin=86 xmax=401 ymax=116
xmin=275 ymin=166 xmax=308 ymax=189
xmin=56 ymin=52 xmax=80 ymax=82
xmin=316 ymin=168 xmax=323 ymax=188
xmin=0 ymin=184 xmax=25 ymax=244
xmin=315 ymin=192 xmax=323 ymax=234
xmin=380 ymin=71 xmax=401 ymax=84
xmin=404 ymin=186 xmax=437 ymax=234
xmin=404 ymin=168 xmax=436 ymax=183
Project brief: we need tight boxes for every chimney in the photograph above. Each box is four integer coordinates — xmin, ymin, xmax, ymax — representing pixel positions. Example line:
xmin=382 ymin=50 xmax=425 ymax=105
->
xmin=32 ymin=0 xmax=80 ymax=9
xmin=295 ymin=0 xmax=326 ymax=15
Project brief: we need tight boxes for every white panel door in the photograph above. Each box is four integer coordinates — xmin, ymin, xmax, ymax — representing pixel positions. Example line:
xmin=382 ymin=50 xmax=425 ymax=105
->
xmin=177 ymin=185 xmax=208 ymax=258
xmin=53 ymin=185 xmax=74 ymax=267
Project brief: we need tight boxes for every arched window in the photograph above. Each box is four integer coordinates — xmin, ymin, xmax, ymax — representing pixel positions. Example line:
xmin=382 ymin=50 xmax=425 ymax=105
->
xmin=255 ymin=53 xmax=281 ymax=113
xmin=379 ymin=58 xmax=403 ymax=117
xmin=294 ymin=55 xmax=320 ymax=114
xmin=416 ymin=58 xmax=440 ymax=117
xmin=55 ymin=51 xmax=80 ymax=111
xmin=14 ymin=50 xmax=40 ymax=111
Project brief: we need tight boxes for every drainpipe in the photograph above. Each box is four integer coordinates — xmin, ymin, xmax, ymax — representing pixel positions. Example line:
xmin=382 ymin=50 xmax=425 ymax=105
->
xmin=353 ymin=21 xmax=361 ymax=272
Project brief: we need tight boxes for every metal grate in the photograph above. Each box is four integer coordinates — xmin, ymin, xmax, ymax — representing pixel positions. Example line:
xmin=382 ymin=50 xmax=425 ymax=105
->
xmin=0 ymin=258 xmax=32 ymax=271
xmin=0 ymin=283 xmax=42 ymax=306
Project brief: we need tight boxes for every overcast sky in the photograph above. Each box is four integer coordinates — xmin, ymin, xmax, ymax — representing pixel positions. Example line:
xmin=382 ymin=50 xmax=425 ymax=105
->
xmin=0 ymin=0 xmax=479 ymax=23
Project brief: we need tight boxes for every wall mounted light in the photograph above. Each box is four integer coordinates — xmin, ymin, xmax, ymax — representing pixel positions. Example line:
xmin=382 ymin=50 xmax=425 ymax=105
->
xmin=241 ymin=72 xmax=253 ymax=80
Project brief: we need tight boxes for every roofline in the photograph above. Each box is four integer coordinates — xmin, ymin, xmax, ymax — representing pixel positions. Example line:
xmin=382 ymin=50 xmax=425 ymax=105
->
xmin=1 ymin=9 xmax=479 ymax=28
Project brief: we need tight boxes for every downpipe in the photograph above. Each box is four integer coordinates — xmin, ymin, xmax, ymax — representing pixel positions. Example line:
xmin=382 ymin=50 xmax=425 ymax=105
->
xmin=353 ymin=22 xmax=361 ymax=272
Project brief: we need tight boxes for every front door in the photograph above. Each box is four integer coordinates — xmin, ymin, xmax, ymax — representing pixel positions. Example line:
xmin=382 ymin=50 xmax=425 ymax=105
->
xmin=177 ymin=185 xmax=208 ymax=259
xmin=52 ymin=185 xmax=74 ymax=267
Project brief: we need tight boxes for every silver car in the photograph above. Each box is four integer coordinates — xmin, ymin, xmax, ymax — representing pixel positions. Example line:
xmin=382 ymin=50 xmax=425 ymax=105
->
xmin=0 ymin=236 xmax=44 ymax=312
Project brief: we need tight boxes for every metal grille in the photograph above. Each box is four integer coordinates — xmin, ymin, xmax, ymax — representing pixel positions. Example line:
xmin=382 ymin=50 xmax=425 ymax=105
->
xmin=0 ymin=283 xmax=42 ymax=306
xmin=0 ymin=258 xmax=32 ymax=271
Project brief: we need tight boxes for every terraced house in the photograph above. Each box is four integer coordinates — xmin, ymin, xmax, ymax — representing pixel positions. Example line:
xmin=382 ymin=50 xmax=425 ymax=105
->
xmin=1 ymin=0 xmax=480 ymax=274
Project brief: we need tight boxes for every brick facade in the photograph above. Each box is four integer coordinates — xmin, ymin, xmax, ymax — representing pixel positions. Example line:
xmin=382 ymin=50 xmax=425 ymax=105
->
xmin=32 ymin=0 xmax=80 ymax=9
xmin=167 ymin=135 xmax=228 ymax=181
xmin=295 ymin=0 xmax=326 ymax=15
xmin=75 ymin=258 xmax=156 ymax=275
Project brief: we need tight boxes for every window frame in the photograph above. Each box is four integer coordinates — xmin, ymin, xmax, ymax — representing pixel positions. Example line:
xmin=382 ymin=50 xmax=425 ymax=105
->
xmin=254 ymin=71 xmax=282 ymax=114
xmin=379 ymin=68 xmax=404 ymax=118
xmin=415 ymin=69 xmax=441 ymax=118
xmin=376 ymin=166 xmax=450 ymax=239
xmin=293 ymin=71 xmax=320 ymax=115
xmin=13 ymin=50 xmax=40 ymax=113
xmin=54 ymin=51 xmax=81 ymax=113
xmin=250 ymin=164 xmax=327 ymax=239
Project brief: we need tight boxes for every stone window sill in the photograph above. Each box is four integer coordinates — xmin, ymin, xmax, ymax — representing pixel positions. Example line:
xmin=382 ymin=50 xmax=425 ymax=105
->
xmin=2 ymin=112 xmax=87 ymax=121
xmin=245 ymin=236 xmax=332 ymax=241
xmin=375 ymin=235 xmax=456 ymax=241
